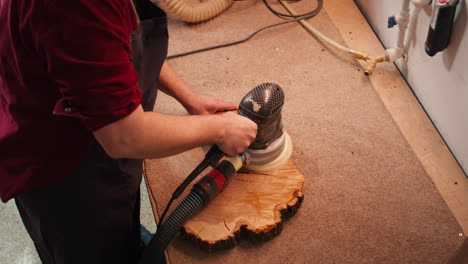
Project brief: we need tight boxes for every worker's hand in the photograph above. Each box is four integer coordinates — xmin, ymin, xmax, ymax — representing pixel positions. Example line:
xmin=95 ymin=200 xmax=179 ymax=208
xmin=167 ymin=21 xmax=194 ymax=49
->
xmin=216 ymin=112 xmax=257 ymax=157
xmin=184 ymin=93 xmax=237 ymax=115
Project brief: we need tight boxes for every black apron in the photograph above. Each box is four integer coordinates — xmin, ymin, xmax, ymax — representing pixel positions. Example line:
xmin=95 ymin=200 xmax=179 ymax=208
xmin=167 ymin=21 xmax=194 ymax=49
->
xmin=15 ymin=5 xmax=168 ymax=264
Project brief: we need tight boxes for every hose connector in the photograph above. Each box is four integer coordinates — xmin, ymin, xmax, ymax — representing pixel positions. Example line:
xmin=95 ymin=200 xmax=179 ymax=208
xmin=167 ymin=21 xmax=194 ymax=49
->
xmin=363 ymin=55 xmax=388 ymax=75
xmin=397 ymin=10 xmax=410 ymax=31
xmin=351 ymin=50 xmax=389 ymax=75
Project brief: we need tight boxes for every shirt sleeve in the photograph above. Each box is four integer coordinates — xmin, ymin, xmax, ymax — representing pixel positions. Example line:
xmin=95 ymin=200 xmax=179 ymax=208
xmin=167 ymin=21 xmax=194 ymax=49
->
xmin=37 ymin=0 xmax=141 ymax=131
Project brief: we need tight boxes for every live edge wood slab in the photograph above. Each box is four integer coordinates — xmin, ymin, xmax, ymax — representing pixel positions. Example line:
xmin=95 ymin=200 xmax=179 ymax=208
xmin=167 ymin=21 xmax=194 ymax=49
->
xmin=181 ymin=160 xmax=304 ymax=251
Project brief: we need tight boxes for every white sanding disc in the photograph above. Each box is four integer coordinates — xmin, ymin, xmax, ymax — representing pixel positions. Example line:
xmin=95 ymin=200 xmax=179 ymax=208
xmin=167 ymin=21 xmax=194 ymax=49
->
xmin=243 ymin=131 xmax=293 ymax=172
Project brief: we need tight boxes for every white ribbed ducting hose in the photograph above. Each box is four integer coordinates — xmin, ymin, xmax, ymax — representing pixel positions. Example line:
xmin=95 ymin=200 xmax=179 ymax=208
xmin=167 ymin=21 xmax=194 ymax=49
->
xmin=155 ymin=0 xmax=233 ymax=23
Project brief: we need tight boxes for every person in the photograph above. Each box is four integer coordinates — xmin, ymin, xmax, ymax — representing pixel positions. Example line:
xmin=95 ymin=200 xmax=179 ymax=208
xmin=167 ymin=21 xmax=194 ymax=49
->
xmin=0 ymin=0 xmax=257 ymax=263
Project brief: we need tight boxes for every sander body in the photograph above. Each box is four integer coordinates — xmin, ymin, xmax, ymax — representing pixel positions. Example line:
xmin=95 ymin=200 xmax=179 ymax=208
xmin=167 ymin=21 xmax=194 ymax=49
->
xmin=238 ymin=83 xmax=293 ymax=171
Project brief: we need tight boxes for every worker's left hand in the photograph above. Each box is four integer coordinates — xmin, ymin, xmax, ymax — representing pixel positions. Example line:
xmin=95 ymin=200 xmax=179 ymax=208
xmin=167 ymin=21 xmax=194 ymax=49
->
xmin=184 ymin=93 xmax=237 ymax=115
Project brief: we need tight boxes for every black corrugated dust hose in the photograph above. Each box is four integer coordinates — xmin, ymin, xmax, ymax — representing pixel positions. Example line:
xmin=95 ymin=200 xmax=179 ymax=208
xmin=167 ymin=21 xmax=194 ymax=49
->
xmin=139 ymin=159 xmax=239 ymax=264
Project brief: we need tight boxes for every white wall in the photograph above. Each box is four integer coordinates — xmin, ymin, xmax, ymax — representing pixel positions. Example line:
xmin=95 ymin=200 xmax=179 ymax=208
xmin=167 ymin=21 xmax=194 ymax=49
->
xmin=355 ymin=0 xmax=468 ymax=175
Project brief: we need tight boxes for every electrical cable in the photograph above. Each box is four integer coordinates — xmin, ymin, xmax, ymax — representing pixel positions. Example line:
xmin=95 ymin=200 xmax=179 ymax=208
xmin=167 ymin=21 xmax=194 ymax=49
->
xmin=263 ymin=0 xmax=322 ymax=19
xmin=167 ymin=0 xmax=323 ymax=59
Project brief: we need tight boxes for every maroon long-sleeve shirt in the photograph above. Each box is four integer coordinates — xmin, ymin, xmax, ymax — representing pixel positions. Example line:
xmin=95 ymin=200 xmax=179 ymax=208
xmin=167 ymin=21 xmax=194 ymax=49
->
xmin=0 ymin=0 xmax=142 ymax=202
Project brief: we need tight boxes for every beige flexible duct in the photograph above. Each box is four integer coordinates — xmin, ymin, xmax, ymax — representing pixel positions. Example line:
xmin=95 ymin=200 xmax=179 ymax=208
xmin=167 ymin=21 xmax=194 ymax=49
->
xmin=156 ymin=0 xmax=233 ymax=23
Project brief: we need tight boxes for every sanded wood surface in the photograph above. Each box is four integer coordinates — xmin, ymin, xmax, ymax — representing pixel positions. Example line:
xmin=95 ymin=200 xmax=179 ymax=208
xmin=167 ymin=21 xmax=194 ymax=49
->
xmin=181 ymin=160 xmax=304 ymax=250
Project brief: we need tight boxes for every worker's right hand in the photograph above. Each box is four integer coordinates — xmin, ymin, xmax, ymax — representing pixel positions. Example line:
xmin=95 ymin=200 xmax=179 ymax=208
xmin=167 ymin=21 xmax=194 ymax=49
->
xmin=217 ymin=112 xmax=257 ymax=157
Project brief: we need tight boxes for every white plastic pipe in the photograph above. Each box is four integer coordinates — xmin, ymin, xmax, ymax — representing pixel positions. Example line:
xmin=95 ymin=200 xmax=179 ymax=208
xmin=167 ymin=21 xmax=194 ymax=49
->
xmin=397 ymin=0 xmax=411 ymax=48
xmin=386 ymin=0 xmax=410 ymax=62
xmin=386 ymin=0 xmax=431 ymax=62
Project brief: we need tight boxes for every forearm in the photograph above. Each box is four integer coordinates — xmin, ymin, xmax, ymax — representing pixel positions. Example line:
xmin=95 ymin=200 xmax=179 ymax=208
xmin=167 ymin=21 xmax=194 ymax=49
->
xmin=94 ymin=105 xmax=225 ymax=159
xmin=158 ymin=61 xmax=238 ymax=115
xmin=158 ymin=60 xmax=193 ymax=109
xmin=93 ymin=62 xmax=256 ymax=158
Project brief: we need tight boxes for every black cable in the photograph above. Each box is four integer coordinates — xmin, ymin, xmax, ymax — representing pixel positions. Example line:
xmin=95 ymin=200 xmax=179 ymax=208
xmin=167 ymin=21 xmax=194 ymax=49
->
xmin=264 ymin=0 xmax=322 ymax=19
xmin=167 ymin=0 xmax=323 ymax=59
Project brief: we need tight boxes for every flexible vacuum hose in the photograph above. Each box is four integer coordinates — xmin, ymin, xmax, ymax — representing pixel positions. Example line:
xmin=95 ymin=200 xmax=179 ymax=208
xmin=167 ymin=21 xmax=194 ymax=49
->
xmin=139 ymin=158 xmax=241 ymax=264
xmin=140 ymin=191 xmax=206 ymax=263
xmin=159 ymin=0 xmax=233 ymax=23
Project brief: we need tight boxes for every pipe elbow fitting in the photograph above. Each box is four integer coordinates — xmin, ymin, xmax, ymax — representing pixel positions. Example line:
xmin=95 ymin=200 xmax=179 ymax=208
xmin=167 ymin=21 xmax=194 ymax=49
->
xmin=385 ymin=48 xmax=405 ymax=62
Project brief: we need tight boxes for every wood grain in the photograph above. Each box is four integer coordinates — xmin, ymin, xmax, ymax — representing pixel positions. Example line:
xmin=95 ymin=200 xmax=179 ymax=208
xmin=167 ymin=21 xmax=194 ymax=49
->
xmin=181 ymin=159 xmax=304 ymax=251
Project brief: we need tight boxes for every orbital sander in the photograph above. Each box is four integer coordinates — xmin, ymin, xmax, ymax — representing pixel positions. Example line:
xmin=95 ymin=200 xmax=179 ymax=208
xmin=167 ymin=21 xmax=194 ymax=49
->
xmin=238 ymin=82 xmax=293 ymax=171
xmin=140 ymin=83 xmax=292 ymax=264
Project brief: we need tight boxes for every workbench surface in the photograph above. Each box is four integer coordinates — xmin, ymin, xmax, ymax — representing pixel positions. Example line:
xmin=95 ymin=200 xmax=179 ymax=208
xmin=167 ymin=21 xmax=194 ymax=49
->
xmin=143 ymin=0 xmax=467 ymax=263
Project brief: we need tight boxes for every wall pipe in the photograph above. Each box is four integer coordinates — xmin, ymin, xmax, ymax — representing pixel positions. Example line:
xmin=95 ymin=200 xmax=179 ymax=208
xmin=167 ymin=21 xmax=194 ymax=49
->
xmin=386 ymin=0 xmax=431 ymax=62
xmin=386 ymin=0 xmax=410 ymax=62
xmin=398 ymin=0 xmax=412 ymax=47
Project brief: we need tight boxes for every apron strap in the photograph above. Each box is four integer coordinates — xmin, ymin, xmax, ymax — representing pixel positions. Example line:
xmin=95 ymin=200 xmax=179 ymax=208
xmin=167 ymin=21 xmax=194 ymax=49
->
xmin=132 ymin=0 xmax=163 ymax=21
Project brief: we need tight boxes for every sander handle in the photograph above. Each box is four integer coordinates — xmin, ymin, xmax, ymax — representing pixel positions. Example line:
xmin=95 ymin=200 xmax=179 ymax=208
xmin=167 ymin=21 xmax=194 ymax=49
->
xmin=171 ymin=145 xmax=224 ymax=199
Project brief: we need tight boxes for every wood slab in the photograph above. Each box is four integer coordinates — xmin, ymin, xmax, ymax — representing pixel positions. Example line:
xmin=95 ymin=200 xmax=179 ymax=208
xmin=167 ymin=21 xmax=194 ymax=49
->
xmin=181 ymin=160 xmax=304 ymax=251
